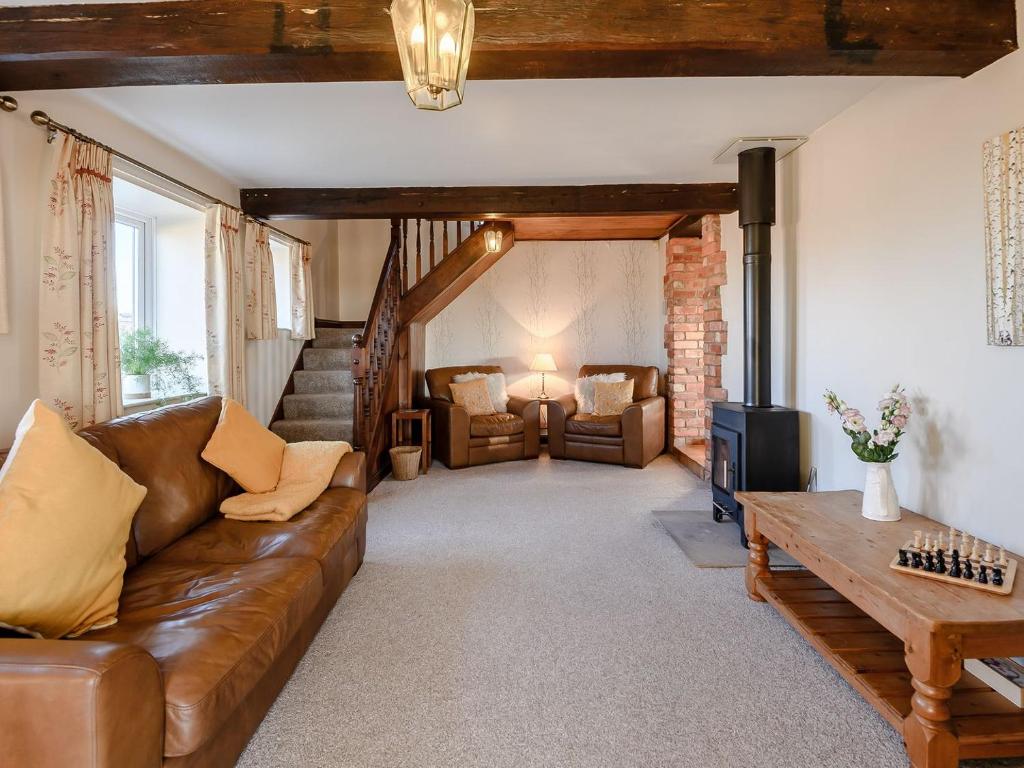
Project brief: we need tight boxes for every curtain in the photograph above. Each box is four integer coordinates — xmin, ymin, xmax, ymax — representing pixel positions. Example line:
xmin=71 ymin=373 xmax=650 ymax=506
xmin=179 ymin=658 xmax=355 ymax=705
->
xmin=289 ymin=241 xmax=315 ymax=341
xmin=243 ymin=220 xmax=277 ymax=340
xmin=204 ymin=204 xmax=246 ymax=400
xmin=38 ymin=134 xmax=121 ymax=431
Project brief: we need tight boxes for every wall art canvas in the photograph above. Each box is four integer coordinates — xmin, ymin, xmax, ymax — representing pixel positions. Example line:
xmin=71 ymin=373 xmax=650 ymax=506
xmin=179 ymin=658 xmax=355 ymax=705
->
xmin=984 ymin=126 xmax=1024 ymax=346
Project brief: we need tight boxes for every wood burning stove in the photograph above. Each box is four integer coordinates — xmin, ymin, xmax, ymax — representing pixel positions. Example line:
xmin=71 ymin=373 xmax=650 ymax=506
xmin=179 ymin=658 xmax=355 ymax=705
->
xmin=711 ymin=145 xmax=801 ymax=544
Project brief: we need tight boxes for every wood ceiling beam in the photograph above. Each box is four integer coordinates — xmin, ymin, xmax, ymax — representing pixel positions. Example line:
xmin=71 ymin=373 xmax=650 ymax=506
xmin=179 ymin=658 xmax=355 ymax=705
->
xmin=240 ymin=184 xmax=739 ymax=220
xmin=667 ymin=214 xmax=704 ymax=239
xmin=0 ymin=0 xmax=1017 ymax=90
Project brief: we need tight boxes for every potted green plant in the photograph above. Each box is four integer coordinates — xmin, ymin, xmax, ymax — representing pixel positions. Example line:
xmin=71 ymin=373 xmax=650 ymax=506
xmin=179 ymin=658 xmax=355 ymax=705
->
xmin=120 ymin=328 xmax=203 ymax=401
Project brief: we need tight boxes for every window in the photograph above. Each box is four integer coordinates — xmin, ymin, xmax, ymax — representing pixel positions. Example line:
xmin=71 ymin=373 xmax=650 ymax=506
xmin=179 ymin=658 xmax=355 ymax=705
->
xmin=114 ymin=212 xmax=154 ymax=336
xmin=270 ymin=236 xmax=292 ymax=331
xmin=113 ymin=176 xmax=209 ymax=406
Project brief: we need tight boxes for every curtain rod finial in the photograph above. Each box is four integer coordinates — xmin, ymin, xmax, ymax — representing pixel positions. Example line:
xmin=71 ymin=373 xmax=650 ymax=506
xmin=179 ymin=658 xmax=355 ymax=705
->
xmin=0 ymin=95 xmax=17 ymax=113
xmin=30 ymin=109 xmax=50 ymax=126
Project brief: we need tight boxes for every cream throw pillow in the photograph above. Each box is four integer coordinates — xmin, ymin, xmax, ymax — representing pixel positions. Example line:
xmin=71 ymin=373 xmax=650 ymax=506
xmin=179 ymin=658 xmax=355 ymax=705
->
xmin=574 ymin=372 xmax=627 ymax=414
xmin=451 ymin=372 xmax=509 ymax=413
xmin=449 ymin=378 xmax=496 ymax=416
xmin=593 ymin=379 xmax=635 ymax=416
xmin=202 ymin=398 xmax=286 ymax=493
xmin=0 ymin=400 xmax=147 ymax=639
xmin=220 ymin=441 xmax=351 ymax=523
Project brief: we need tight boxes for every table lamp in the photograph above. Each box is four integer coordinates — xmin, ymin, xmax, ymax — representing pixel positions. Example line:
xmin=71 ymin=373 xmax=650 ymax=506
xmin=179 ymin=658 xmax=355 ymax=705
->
xmin=530 ymin=353 xmax=557 ymax=399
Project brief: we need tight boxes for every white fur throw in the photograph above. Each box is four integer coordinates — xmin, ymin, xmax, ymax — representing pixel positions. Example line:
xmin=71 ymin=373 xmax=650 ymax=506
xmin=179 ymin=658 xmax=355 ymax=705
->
xmin=574 ymin=373 xmax=627 ymax=414
xmin=451 ymin=372 xmax=509 ymax=413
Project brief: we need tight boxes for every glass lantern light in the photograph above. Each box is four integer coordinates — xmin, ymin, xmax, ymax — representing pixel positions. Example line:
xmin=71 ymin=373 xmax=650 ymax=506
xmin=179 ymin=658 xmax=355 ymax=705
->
xmin=484 ymin=227 xmax=503 ymax=253
xmin=390 ymin=0 xmax=475 ymax=111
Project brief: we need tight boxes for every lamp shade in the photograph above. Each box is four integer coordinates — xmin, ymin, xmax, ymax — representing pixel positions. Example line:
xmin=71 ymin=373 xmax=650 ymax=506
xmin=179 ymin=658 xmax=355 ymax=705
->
xmin=390 ymin=0 xmax=475 ymax=111
xmin=530 ymin=353 xmax=557 ymax=373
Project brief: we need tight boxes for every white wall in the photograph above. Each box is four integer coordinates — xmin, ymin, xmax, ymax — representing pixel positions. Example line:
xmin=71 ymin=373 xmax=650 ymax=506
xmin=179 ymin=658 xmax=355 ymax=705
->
xmin=313 ymin=219 xmax=391 ymax=322
xmin=779 ymin=14 xmax=1024 ymax=550
xmin=425 ymin=240 xmax=667 ymax=399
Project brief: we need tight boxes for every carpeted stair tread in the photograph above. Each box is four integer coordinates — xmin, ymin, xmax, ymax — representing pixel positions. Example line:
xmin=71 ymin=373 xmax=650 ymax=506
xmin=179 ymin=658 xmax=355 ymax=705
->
xmin=293 ymin=370 xmax=353 ymax=395
xmin=270 ymin=418 xmax=354 ymax=444
xmin=312 ymin=328 xmax=357 ymax=349
xmin=303 ymin=347 xmax=349 ymax=371
xmin=284 ymin=392 xmax=353 ymax=420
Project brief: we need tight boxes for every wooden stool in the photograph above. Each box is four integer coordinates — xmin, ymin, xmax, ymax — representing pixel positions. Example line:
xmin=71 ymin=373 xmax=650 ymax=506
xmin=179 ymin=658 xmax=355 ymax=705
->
xmin=391 ymin=409 xmax=431 ymax=474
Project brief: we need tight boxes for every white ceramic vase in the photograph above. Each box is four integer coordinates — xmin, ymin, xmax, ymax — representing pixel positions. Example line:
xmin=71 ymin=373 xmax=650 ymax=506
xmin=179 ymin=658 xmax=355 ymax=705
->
xmin=123 ymin=373 xmax=152 ymax=400
xmin=861 ymin=462 xmax=900 ymax=522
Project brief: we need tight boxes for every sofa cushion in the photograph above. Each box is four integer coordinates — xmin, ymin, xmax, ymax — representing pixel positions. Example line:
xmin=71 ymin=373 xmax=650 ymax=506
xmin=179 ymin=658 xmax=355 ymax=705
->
xmin=426 ymin=365 xmax=503 ymax=402
xmin=565 ymin=413 xmax=623 ymax=438
xmin=87 ymin=557 xmax=322 ymax=758
xmin=577 ymin=364 xmax=659 ymax=401
xmin=201 ymin=398 xmax=286 ymax=494
xmin=470 ymin=413 xmax=524 ymax=437
xmin=152 ymin=487 xmax=364 ymax=586
xmin=78 ymin=397 xmax=235 ymax=563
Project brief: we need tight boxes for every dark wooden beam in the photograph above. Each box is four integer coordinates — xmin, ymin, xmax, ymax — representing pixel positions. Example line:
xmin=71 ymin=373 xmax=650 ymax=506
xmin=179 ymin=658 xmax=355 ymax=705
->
xmin=667 ymin=214 xmax=704 ymax=239
xmin=241 ymin=184 xmax=738 ymax=220
xmin=0 ymin=0 xmax=1016 ymax=90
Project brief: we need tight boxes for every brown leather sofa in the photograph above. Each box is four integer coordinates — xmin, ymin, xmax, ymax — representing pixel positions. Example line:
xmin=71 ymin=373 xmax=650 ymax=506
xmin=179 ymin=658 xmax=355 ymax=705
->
xmin=548 ymin=364 xmax=665 ymax=469
xmin=424 ymin=365 xmax=541 ymax=469
xmin=0 ymin=397 xmax=367 ymax=768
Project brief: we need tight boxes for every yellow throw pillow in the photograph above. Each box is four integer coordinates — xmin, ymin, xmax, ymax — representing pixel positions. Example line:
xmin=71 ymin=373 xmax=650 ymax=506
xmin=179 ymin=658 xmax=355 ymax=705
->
xmin=593 ymin=379 xmax=635 ymax=416
xmin=202 ymin=398 xmax=286 ymax=493
xmin=449 ymin=378 xmax=496 ymax=417
xmin=0 ymin=400 xmax=147 ymax=639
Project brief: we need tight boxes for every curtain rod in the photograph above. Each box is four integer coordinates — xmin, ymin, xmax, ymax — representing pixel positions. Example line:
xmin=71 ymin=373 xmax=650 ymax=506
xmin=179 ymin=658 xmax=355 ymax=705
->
xmin=28 ymin=109 xmax=310 ymax=248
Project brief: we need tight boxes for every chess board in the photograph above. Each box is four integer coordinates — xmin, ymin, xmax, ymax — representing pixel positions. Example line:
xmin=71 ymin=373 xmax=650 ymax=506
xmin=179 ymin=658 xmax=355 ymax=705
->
xmin=890 ymin=529 xmax=1017 ymax=596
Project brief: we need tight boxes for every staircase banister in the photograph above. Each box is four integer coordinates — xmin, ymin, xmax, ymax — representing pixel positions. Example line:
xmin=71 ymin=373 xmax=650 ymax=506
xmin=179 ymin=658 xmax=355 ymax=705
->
xmin=356 ymin=219 xmax=402 ymax=349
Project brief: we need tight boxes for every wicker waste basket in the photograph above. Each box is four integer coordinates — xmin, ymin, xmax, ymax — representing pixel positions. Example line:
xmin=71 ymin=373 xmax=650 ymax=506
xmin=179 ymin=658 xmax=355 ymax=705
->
xmin=389 ymin=446 xmax=422 ymax=481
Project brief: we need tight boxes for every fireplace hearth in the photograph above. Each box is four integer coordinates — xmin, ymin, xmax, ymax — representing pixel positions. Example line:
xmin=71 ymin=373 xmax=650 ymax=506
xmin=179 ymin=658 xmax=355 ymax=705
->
xmin=711 ymin=145 xmax=801 ymax=544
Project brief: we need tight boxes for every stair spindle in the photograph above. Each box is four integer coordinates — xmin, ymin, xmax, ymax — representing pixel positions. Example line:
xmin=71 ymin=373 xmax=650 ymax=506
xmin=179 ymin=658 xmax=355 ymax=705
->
xmin=442 ymin=220 xmax=449 ymax=260
xmin=415 ymin=218 xmax=422 ymax=285
xmin=429 ymin=220 xmax=436 ymax=270
xmin=401 ymin=219 xmax=409 ymax=294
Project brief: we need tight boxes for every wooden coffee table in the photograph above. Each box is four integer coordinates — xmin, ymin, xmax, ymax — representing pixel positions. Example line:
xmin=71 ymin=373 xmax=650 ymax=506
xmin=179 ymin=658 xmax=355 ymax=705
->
xmin=740 ymin=490 xmax=1024 ymax=768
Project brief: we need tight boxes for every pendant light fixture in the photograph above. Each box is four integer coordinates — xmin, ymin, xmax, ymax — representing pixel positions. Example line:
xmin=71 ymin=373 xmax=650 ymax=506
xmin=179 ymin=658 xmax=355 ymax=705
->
xmin=390 ymin=0 xmax=475 ymax=111
xmin=483 ymin=227 xmax=503 ymax=253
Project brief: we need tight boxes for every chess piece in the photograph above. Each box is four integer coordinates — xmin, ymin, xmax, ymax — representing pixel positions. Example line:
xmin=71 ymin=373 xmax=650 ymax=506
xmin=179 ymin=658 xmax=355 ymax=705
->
xmin=912 ymin=552 xmax=923 ymax=570
xmin=937 ymin=532 xmax=945 ymax=552
xmin=999 ymin=548 xmax=1009 ymax=568
xmin=993 ymin=567 xmax=1004 ymax=587
xmin=978 ymin=564 xmax=988 ymax=585
xmin=949 ymin=526 xmax=958 ymax=548
xmin=984 ymin=544 xmax=994 ymax=564
xmin=913 ymin=530 xmax=923 ymax=550
xmin=924 ymin=552 xmax=935 ymax=572
xmin=963 ymin=559 xmax=974 ymax=580
xmin=970 ymin=540 xmax=981 ymax=563
xmin=924 ymin=535 xmax=932 ymax=554
xmin=949 ymin=551 xmax=962 ymax=579
xmin=961 ymin=532 xmax=970 ymax=553
xmin=898 ymin=549 xmax=910 ymax=567
xmin=935 ymin=549 xmax=946 ymax=574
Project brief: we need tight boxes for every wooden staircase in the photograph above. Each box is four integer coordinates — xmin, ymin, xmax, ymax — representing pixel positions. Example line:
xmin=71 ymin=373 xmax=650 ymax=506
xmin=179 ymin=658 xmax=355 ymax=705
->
xmin=352 ymin=218 xmax=515 ymax=487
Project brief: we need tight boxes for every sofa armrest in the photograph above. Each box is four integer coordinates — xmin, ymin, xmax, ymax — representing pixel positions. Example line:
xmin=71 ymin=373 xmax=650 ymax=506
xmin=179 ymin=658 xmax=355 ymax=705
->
xmin=622 ymin=396 xmax=666 ymax=468
xmin=329 ymin=451 xmax=367 ymax=493
xmin=427 ymin=398 xmax=471 ymax=469
xmin=546 ymin=394 xmax=577 ymax=459
xmin=506 ymin=396 xmax=541 ymax=458
xmin=0 ymin=639 xmax=164 ymax=768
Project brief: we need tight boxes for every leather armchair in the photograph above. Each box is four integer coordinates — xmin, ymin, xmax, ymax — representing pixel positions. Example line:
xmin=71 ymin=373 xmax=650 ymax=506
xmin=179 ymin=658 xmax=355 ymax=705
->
xmin=0 ymin=639 xmax=164 ymax=768
xmin=423 ymin=366 xmax=541 ymax=469
xmin=548 ymin=364 xmax=665 ymax=468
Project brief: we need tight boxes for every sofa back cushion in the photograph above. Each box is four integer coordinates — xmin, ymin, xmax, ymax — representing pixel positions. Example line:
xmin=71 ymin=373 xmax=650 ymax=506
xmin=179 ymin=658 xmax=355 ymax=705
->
xmin=577 ymin=365 xmax=660 ymax=401
xmin=426 ymin=365 xmax=503 ymax=402
xmin=78 ymin=397 xmax=236 ymax=566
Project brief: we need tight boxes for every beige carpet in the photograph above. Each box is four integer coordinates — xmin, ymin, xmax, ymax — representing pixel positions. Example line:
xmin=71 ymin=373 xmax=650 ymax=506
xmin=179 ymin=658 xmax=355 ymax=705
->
xmin=237 ymin=454 xmax=1014 ymax=768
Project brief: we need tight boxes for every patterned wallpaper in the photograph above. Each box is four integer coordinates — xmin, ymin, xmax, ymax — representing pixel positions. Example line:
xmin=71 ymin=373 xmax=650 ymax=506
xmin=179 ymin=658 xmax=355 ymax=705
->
xmin=425 ymin=240 xmax=666 ymax=399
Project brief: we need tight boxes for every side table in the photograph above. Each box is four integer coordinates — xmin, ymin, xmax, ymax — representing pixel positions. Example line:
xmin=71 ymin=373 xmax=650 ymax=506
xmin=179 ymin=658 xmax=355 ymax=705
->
xmin=391 ymin=409 xmax=431 ymax=474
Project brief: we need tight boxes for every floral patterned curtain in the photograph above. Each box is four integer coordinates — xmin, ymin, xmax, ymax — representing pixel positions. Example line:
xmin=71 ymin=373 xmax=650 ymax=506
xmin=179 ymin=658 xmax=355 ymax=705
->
xmin=38 ymin=133 xmax=121 ymax=430
xmin=289 ymin=241 xmax=315 ymax=341
xmin=243 ymin=220 xmax=277 ymax=340
xmin=204 ymin=204 xmax=246 ymax=400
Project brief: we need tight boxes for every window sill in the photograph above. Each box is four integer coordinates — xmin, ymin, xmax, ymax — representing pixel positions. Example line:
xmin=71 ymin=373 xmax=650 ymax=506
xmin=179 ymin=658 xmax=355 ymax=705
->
xmin=122 ymin=392 xmax=207 ymax=416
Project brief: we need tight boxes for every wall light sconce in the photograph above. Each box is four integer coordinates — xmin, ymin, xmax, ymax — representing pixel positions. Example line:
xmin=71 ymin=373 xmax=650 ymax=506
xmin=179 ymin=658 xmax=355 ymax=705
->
xmin=484 ymin=227 xmax=503 ymax=253
xmin=390 ymin=0 xmax=475 ymax=111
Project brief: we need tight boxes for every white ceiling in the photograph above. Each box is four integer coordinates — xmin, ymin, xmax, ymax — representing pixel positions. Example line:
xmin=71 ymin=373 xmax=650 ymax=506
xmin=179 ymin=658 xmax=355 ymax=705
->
xmin=82 ymin=77 xmax=887 ymax=189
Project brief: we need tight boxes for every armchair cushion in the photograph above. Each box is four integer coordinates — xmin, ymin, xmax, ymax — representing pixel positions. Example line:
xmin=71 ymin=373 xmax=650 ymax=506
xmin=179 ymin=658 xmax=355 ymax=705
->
xmin=470 ymin=413 xmax=524 ymax=438
xmin=565 ymin=414 xmax=622 ymax=438
xmin=449 ymin=378 xmax=497 ymax=417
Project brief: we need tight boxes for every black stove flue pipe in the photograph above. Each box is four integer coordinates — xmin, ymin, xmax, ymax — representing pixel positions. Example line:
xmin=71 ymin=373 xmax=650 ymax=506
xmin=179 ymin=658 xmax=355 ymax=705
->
xmin=739 ymin=146 xmax=776 ymax=408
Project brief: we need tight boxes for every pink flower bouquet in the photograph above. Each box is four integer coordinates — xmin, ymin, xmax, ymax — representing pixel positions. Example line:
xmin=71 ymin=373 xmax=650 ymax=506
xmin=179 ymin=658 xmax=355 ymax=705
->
xmin=823 ymin=386 xmax=911 ymax=463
